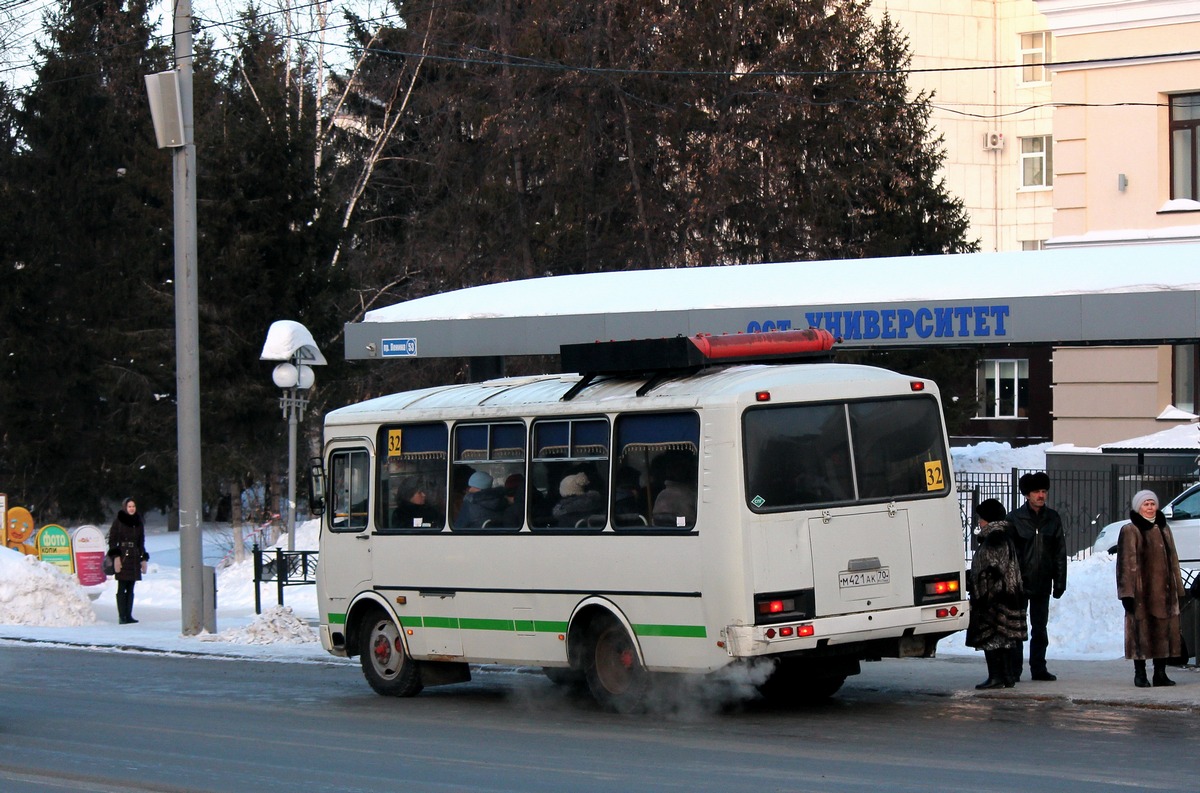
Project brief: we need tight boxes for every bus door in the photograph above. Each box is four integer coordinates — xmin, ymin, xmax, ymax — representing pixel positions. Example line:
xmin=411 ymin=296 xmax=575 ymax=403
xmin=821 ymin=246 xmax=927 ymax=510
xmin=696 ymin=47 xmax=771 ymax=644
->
xmin=807 ymin=508 xmax=914 ymax=617
xmin=320 ymin=443 xmax=374 ymax=626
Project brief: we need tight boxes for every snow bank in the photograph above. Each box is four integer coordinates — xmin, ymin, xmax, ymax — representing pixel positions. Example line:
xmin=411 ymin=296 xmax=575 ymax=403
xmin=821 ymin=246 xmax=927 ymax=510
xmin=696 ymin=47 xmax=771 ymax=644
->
xmin=0 ymin=547 xmax=97 ymax=626
xmin=200 ymin=606 xmax=316 ymax=645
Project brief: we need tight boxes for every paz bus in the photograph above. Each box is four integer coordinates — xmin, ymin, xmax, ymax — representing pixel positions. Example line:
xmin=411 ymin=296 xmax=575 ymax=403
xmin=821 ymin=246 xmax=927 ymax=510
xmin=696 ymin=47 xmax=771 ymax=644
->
xmin=312 ymin=329 xmax=968 ymax=710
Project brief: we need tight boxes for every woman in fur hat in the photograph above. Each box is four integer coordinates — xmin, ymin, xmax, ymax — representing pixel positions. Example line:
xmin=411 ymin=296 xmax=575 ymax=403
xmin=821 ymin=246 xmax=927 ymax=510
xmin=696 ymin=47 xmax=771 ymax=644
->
xmin=106 ymin=498 xmax=150 ymax=624
xmin=966 ymin=499 xmax=1027 ymax=689
xmin=1117 ymin=490 xmax=1186 ymax=687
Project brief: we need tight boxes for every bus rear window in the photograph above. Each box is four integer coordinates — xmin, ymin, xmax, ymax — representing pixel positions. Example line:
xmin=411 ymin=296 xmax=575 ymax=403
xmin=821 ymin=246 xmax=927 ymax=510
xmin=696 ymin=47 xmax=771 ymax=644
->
xmin=743 ymin=396 xmax=948 ymax=511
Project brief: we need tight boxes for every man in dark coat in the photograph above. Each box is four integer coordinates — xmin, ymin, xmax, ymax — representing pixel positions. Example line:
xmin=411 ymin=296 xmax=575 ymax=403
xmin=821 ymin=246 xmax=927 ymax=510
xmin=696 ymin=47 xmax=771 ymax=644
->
xmin=1006 ymin=471 xmax=1067 ymax=681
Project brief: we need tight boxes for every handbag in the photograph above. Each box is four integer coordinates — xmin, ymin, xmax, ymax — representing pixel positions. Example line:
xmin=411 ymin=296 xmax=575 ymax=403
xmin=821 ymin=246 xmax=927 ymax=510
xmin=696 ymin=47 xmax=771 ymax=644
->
xmin=103 ymin=554 xmax=115 ymax=576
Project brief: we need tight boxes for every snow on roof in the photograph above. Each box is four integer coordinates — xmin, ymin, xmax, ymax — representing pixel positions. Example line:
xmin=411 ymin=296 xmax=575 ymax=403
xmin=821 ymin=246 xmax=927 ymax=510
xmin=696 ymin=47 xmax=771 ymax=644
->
xmin=1099 ymin=422 xmax=1200 ymax=452
xmin=363 ymin=243 xmax=1200 ymax=324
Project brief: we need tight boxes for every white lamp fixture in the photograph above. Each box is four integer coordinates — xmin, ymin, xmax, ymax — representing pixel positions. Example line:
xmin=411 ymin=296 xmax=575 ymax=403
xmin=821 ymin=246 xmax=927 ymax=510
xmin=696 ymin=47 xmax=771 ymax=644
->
xmin=261 ymin=321 xmax=325 ymax=551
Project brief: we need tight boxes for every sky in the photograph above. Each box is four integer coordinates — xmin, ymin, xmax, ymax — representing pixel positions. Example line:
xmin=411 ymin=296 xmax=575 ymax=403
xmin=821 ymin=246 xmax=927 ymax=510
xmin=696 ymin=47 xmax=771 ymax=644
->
xmin=0 ymin=441 xmax=1135 ymax=665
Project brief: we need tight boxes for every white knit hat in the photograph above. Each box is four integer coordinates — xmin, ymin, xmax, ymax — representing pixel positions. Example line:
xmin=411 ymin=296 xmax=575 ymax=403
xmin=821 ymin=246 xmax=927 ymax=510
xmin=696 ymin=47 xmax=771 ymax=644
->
xmin=1131 ymin=489 xmax=1158 ymax=511
xmin=559 ymin=472 xmax=590 ymax=497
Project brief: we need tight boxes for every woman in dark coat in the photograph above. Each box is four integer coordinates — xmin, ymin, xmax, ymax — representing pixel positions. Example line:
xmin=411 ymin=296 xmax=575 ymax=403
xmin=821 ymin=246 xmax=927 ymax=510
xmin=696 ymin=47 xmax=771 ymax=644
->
xmin=966 ymin=499 xmax=1028 ymax=689
xmin=1117 ymin=490 xmax=1185 ymax=687
xmin=107 ymin=497 xmax=150 ymax=624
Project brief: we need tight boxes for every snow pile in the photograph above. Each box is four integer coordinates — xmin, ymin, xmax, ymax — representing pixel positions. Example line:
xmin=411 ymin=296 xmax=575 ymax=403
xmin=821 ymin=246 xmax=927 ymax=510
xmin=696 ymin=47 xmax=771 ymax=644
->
xmin=951 ymin=441 xmax=1051 ymax=473
xmin=0 ymin=547 xmax=97 ymax=626
xmin=200 ymin=606 xmax=316 ymax=645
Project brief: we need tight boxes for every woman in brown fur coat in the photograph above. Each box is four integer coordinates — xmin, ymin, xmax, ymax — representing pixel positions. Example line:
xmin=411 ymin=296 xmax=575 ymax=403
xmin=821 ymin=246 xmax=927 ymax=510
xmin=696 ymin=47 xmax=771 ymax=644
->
xmin=1117 ymin=490 xmax=1185 ymax=687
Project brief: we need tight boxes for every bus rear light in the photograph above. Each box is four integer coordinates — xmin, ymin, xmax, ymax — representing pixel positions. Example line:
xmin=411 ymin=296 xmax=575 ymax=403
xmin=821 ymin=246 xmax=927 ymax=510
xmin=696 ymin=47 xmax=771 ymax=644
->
xmin=914 ymin=573 xmax=962 ymax=605
xmin=765 ymin=628 xmax=776 ymax=639
xmin=758 ymin=598 xmax=793 ymax=615
xmin=910 ymin=381 xmax=926 ymax=391
xmin=779 ymin=626 xmax=793 ymax=637
xmin=756 ymin=391 xmax=771 ymax=402
xmin=798 ymin=624 xmax=814 ymax=637
xmin=926 ymin=579 xmax=959 ymax=596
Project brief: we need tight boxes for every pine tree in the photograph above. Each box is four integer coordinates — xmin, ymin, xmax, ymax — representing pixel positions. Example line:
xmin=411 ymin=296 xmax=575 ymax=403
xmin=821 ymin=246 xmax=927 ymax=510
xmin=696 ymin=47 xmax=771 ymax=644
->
xmin=0 ymin=0 xmax=175 ymax=518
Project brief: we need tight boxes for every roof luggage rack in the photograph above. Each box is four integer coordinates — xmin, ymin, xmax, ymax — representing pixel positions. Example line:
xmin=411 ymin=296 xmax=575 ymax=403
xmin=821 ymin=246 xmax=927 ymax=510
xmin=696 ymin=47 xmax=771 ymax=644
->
xmin=559 ymin=328 xmax=838 ymax=400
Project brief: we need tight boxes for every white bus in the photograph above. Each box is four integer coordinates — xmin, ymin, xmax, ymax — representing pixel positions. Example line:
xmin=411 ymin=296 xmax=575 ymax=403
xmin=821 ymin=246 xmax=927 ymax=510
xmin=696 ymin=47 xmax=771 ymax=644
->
xmin=313 ymin=331 xmax=967 ymax=710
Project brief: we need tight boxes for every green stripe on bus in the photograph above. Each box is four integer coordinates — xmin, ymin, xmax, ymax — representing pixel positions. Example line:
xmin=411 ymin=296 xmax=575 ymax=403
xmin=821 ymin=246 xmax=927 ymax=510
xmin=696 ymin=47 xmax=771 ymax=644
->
xmin=634 ymin=623 xmax=707 ymax=638
xmin=421 ymin=616 xmax=459 ymax=629
xmin=459 ymin=617 xmax=517 ymax=632
xmin=360 ymin=615 xmax=703 ymax=639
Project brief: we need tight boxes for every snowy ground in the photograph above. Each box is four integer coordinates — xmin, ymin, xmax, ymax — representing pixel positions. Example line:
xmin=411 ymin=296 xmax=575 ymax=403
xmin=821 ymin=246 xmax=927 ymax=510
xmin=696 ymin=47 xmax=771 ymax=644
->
xmin=0 ymin=442 xmax=1130 ymax=662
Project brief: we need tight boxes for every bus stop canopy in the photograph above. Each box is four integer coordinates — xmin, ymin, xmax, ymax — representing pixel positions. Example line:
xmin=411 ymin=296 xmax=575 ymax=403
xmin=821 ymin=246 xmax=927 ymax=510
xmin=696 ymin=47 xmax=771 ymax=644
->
xmin=344 ymin=241 xmax=1200 ymax=361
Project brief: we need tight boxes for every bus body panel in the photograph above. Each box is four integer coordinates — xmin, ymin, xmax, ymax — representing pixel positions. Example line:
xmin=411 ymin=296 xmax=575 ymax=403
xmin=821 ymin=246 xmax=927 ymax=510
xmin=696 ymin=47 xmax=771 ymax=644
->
xmin=316 ymin=362 xmax=969 ymax=684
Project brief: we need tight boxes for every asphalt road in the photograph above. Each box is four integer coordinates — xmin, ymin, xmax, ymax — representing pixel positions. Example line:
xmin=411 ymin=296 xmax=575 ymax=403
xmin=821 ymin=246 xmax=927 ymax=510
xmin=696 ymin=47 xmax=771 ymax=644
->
xmin=0 ymin=645 xmax=1196 ymax=792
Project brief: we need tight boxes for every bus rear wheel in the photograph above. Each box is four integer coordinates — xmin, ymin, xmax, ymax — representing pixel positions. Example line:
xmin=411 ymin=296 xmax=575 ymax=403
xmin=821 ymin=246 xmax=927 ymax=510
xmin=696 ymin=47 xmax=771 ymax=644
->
xmin=359 ymin=613 xmax=422 ymax=697
xmin=583 ymin=616 xmax=647 ymax=712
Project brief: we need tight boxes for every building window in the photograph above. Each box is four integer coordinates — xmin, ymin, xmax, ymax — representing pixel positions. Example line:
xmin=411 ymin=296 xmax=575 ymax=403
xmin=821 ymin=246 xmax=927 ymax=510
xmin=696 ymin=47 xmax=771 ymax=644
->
xmin=1019 ymin=32 xmax=1051 ymax=83
xmin=1175 ymin=344 xmax=1197 ymax=414
xmin=1021 ymin=240 xmax=1046 ymax=251
xmin=1020 ymin=136 xmax=1053 ymax=188
xmin=978 ymin=359 xmax=1029 ymax=418
xmin=1170 ymin=93 xmax=1200 ymax=201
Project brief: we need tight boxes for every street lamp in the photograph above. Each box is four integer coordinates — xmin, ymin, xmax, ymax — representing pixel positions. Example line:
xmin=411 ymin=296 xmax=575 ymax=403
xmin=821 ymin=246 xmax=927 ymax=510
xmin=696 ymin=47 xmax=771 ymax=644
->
xmin=261 ymin=321 xmax=326 ymax=551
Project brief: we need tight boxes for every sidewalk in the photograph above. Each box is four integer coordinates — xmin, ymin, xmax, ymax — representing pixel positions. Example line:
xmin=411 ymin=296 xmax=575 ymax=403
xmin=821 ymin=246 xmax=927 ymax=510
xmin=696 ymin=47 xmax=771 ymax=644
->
xmin=855 ymin=654 xmax=1200 ymax=711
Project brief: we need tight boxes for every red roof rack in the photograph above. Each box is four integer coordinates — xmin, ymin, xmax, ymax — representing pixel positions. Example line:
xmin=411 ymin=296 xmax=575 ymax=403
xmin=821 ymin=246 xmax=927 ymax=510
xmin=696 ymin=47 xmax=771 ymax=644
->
xmin=558 ymin=328 xmax=838 ymax=399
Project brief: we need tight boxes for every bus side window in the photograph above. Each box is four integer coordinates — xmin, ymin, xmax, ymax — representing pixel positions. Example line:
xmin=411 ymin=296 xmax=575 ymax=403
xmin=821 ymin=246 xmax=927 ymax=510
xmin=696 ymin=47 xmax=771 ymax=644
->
xmin=614 ymin=412 xmax=700 ymax=530
xmin=329 ymin=448 xmax=371 ymax=531
xmin=377 ymin=423 xmax=449 ymax=531
xmin=530 ymin=417 xmax=609 ymax=531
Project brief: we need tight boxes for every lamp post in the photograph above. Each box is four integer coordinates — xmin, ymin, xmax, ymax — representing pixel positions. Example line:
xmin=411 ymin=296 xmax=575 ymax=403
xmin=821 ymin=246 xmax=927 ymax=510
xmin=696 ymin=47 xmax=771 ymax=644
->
xmin=261 ymin=321 xmax=326 ymax=552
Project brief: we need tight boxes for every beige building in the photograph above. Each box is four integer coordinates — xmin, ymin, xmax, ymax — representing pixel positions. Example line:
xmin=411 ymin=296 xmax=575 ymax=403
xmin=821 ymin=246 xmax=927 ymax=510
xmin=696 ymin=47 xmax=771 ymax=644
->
xmin=1039 ymin=0 xmax=1200 ymax=446
xmin=870 ymin=0 xmax=1056 ymax=252
xmin=874 ymin=0 xmax=1200 ymax=447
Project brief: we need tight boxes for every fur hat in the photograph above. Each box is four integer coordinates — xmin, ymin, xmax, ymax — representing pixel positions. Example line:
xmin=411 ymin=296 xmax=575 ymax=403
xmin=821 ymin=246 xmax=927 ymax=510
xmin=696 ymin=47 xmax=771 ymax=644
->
xmin=468 ymin=471 xmax=492 ymax=490
xmin=1018 ymin=471 xmax=1050 ymax=495
xmin=559 ymin=472 xmax=590 ymax=497
xmin=976 ymin=499 xmax=1007 ymax=524
xmin=1131 ymin=489 xmax=1158 ymax=512
xmin=504 ymin=473 xmax=524 ymax=492
xmin=398 ymin=477 xmax=421 ymax=501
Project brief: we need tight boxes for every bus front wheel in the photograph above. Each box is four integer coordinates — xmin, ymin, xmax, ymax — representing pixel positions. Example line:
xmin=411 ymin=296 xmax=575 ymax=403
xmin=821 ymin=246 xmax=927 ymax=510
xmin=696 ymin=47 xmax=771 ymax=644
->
xmin=359 ymin=613 xmax=422 ymax=697
xmin=583 ymin=616 xmax=647 ymax=712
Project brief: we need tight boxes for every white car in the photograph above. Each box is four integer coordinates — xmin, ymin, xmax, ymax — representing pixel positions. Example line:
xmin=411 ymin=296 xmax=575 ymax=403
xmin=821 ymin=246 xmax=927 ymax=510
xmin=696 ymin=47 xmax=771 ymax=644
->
xmin=1091 ymin=482 xmax=1200 ymax=568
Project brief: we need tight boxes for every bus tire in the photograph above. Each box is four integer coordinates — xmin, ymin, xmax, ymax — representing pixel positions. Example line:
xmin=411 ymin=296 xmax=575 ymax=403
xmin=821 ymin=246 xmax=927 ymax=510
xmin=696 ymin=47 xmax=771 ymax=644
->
xmin=583 ymin=615 xmax=647 ymax=712
xmin=359 ymin=612 xmax=422 ymax=697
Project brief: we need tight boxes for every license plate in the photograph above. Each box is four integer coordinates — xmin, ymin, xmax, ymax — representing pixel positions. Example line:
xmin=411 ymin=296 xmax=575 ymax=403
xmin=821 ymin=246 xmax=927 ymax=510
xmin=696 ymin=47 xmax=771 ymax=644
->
xmin=839 ymin=567 xmax=890 ymax=588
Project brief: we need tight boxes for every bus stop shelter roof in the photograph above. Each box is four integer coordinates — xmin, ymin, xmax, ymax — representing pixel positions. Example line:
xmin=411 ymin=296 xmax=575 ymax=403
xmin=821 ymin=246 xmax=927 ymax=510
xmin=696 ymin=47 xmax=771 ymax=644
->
xmin=344 ymin=241 xmax=1200 ymax=360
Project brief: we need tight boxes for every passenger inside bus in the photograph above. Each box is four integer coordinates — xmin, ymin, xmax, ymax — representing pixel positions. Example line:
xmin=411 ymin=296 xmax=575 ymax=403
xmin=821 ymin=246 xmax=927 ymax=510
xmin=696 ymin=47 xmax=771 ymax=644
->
xmin=651 ymin=449 xmax=698 ymax=527
xmin=612 ymin=466 xmax=648 ymax=526
xmin=391 ymin=477 xmax=443 ymax=529
xmin=552 ymin=471 xmax=606 ymax=527
xmin=454 ymin=470 xmax=509 ymax=528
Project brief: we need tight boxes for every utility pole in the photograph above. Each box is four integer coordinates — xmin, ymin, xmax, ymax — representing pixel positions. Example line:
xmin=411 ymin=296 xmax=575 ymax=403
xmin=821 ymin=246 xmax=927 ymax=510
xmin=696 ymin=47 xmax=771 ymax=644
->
xmin=173 ymin=0 xmax=204 ymax=634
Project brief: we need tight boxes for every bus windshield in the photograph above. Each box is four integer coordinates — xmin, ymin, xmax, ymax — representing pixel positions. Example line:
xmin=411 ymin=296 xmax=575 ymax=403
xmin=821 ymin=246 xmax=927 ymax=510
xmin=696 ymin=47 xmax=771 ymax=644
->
xmin=743 ymin=395 xmax=949 ymax=511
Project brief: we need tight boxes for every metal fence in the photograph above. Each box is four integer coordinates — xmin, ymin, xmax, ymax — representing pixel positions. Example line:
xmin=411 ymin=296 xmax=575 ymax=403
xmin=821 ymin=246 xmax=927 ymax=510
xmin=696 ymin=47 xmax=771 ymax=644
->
xmin=955 ymin=464 xmax=1197 ymax=560
xmin=252 ymin=545 xmax=319 ymax=614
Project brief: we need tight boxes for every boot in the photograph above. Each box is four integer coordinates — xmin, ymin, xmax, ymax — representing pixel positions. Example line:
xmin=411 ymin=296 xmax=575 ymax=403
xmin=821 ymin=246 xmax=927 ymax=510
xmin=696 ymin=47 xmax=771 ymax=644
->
xmin=975 ymin=650 xmax=1004 ymax=690
xmin=116 ymin=590 xmax=130 ymax=624
xmin=1152 ymin=659 xmax=1175 ymax=687
xmin=1133 ymin=659 xmax=1150 ymax=688
xmin=1001 ymin=650 xmax=1017 ymax=688
xmin=125 ymin=588 xmax=138 ymax=624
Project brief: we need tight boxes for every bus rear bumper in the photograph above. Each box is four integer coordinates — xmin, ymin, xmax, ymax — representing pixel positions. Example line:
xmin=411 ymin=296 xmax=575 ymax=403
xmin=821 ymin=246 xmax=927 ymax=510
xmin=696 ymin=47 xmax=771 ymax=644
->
xmin=722 ymin=601 xmax=968 ymax=659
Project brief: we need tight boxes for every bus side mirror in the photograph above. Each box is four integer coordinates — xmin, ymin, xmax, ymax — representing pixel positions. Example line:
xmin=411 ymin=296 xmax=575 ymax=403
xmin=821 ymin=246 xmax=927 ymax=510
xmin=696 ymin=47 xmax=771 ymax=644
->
xmin=308 ymin=457 xmax=326 ymax=516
